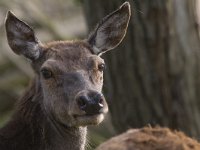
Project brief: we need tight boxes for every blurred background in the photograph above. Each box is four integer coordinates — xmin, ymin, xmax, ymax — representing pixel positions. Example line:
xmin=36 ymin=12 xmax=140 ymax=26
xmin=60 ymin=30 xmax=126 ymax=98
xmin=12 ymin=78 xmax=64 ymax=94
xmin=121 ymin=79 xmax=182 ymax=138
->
xmin=1 ymin=0 xmax=200 ymax=149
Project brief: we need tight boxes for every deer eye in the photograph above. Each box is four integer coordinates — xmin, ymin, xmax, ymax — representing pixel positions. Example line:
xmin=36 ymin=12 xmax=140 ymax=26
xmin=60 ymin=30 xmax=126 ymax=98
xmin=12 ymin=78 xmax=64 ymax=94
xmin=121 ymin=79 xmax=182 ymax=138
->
xmin=98 ymin=63 xmax=106 ymax=72
xmin=41 ymin=68 xmax=52 ymax=79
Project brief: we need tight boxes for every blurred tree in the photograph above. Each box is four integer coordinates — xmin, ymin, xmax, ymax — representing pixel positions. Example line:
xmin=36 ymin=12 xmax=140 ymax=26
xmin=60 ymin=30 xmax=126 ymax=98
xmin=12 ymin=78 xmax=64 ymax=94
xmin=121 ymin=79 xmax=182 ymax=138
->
xmin=83 ymin=0 xmax=200 ymax=138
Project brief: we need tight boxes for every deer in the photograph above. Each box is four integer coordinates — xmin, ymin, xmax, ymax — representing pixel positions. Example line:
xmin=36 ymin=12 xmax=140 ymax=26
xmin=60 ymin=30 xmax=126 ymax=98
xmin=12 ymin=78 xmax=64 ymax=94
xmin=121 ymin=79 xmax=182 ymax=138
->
xmin=96 ymin=127 xmax=200 ymax=150
xmin=0 ymin=2 xmax=131 ymax=150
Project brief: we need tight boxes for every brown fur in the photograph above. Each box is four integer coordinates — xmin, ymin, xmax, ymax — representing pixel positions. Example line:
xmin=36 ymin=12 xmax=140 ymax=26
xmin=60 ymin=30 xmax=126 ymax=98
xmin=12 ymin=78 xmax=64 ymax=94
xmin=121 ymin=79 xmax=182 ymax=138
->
xmin=96 ymin=127 xmax=200 ymax=150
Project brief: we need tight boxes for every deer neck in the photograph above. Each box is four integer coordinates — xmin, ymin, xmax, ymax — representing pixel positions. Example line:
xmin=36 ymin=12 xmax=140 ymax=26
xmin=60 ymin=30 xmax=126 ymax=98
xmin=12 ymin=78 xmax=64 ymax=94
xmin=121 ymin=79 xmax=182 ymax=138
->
xmin=44 ymin=115 xmax=87 ymax=150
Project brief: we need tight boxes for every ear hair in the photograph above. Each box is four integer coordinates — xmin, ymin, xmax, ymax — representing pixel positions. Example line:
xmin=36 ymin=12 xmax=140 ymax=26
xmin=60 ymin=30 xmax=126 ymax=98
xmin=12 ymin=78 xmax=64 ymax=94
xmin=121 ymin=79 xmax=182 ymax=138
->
xmin=5 ymin=11 xmax=41 ymax=60
xmin=88 ymin=2 xmax=131 ymax=55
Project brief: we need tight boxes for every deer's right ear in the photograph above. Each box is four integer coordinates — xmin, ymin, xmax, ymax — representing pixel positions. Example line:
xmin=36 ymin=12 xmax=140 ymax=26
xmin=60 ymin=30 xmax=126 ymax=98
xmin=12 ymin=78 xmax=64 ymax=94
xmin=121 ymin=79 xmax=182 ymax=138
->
xmin=5 ymin=11 xmax=42 ymax=60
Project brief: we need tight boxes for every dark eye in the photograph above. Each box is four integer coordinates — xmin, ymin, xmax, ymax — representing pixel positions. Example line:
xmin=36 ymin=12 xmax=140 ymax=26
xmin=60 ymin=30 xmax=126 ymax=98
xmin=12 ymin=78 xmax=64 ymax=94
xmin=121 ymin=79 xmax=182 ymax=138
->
xmin=41 ymin=68 xmax=52 ymax=79
xmin=98 ymin=63 xmax=105 ymax=72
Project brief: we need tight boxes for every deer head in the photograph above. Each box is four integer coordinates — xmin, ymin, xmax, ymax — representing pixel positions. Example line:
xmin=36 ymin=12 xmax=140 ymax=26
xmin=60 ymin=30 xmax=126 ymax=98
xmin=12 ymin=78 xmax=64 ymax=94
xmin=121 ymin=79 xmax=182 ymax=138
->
xmin=5 ymin=2 xmax=131 ymax=128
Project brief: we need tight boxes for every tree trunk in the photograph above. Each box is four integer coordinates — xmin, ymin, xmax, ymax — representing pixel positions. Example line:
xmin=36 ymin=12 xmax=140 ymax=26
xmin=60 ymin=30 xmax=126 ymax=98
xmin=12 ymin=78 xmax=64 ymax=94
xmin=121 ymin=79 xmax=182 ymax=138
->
xmin=83 ymin=0 xmax=200 ymax=138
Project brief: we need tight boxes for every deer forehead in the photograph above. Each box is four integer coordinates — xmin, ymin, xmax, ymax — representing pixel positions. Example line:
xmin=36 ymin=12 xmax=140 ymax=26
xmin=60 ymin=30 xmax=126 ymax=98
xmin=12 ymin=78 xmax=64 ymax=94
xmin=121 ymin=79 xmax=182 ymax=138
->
xmin=44 ymin=41 xmax=92 ymax=57
xmin=40 ymin=42 xmax=104 ymax=72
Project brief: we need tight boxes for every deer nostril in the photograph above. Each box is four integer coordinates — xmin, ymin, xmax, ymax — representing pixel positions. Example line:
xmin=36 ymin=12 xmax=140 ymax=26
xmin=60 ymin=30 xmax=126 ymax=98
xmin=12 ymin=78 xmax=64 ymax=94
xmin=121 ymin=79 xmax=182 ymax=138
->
xmin=98 ymin=98 xmax=104 ymax=107
xmin=96 ymin=93 xmax=104 ymax=105
xmin=77 ymin=96 xmax=87 ymax=110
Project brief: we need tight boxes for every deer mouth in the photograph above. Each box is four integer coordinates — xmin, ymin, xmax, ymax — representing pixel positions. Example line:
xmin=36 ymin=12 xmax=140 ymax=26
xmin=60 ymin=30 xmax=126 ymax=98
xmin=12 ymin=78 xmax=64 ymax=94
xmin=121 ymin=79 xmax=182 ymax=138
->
xmin=73 ymin=112 xmax=105 ymax=126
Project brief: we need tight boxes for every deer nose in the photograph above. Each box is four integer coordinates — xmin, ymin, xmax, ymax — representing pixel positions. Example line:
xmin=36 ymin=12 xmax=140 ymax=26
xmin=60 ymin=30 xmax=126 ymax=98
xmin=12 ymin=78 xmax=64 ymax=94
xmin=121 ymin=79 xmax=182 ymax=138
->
xmin=76 ymin=92 xmax=104 ymax=115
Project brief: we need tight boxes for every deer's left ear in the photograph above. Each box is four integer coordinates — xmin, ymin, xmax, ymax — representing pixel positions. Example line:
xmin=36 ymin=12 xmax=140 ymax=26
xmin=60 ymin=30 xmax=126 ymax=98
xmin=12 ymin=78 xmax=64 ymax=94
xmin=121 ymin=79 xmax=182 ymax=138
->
xmin=87 ymin=2 xmax=131 ymax=55
xmin=5 ymin=11 xmax=42 ymax=60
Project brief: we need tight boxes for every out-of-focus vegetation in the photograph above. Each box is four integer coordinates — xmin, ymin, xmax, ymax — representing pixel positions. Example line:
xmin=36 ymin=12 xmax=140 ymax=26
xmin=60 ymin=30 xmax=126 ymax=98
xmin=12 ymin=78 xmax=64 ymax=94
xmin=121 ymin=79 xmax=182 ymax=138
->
xmin=0 ymin=0 xmax=115 ymax=149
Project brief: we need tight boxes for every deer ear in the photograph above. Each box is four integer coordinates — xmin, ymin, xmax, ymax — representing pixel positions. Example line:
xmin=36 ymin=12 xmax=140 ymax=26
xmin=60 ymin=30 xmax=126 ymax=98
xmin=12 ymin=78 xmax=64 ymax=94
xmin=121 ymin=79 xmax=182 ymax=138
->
xmin=87 ymin=2 xmax=131 ymax=55
xmin=5 ymin=11 xmax=41 ymax=60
